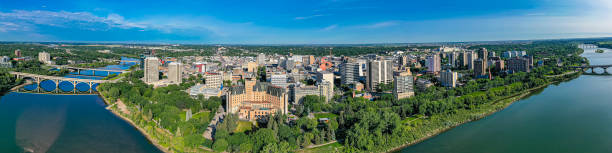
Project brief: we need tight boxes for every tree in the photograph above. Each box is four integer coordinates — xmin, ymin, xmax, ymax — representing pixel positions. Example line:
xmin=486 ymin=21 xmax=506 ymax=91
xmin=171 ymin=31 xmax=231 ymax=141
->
xmin=212 ymin=139 xmax=229 ymax=152
xmin=251 ymin=128 xmax=278 ymax=153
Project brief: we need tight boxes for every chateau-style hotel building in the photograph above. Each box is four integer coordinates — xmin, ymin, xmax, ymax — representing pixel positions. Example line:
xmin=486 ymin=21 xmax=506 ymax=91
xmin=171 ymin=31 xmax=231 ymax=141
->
xmin=226 ymin=78 xmax=288 ymax=121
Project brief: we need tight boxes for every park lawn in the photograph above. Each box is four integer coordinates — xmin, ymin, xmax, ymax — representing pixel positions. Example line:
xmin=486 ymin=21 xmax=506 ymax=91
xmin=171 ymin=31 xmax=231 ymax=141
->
xmin=180 ymin=111 xmax=187 ymax=121
xmin=314 ymin=112 xmax=338 ymax=119
xmin=298 ymin=142 xmax=343 ymax=153
xmin=192 ymin=111 xmax=211 ymax=120
xmin=234 ymin=121 xmax=253 ymax=133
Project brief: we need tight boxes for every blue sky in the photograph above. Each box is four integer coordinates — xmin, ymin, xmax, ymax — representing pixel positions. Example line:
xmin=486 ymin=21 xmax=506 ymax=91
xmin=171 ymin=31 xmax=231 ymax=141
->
xmin=0 ymin=0 xmax=611 ymax=44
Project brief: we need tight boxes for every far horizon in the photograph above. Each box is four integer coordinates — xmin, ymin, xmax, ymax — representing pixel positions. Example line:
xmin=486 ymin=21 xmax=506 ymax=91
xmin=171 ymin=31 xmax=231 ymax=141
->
xmin=2 ymin=0 xmax=612 ymax=44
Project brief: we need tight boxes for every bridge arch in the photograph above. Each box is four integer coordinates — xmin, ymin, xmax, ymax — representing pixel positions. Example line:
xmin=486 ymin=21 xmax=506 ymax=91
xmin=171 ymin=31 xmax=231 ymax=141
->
xmin=39 ymin=79 xmax=57 ymax=92
xmin=58 ymin=81 xmax=75 ymax=92
xmin=76 ymin=82 xmax=91 ymax=92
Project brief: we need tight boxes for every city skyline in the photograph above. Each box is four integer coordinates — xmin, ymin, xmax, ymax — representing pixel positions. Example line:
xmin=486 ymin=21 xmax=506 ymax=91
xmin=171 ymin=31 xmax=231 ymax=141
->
xmin=1 ymin=0 xmax=612 ymax=44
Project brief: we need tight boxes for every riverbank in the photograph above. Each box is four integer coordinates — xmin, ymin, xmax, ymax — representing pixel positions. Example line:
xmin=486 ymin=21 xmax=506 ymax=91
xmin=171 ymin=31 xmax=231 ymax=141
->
xmin=98 ymin=93 xmax=171 ymax=153
xmin=386 ymin=73 xmax=580 ymax=153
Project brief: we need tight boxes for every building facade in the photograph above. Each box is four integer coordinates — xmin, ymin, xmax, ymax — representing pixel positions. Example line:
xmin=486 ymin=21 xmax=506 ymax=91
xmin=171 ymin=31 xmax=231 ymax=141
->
xmin=144 ymin=57 xmax=160 ymax=83
xmin=340 ymin=62 xmax=362 ymax=85
xmin=204 ymin=72 xmax=223 ymax=89
xmin=168 ymin=62 xmax=182 ymax=84
xmin=426 ymin=54 xmax=441 ymax=74
xmin=366 ymin=60 xmax=393 ymax=91
xmin=393 ymin=71 xmax=414 ymax=99
xmin=38 ymin=51 xmax=51 ymax=64
xmin=226 ymin=79 xmax=288 ymax=121
xmin=474 ymin=59 xmax=487 ymax=76
xmin=507 ymin=57 xmax=531 ymax=73
xmin=440 ymin=69 xmax=457 ymax=88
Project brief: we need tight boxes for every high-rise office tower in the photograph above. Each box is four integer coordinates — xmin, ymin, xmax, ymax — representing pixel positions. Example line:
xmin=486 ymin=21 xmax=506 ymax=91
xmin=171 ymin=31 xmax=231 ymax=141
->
xmin=144 ymin=57 xmax=160 ymax=83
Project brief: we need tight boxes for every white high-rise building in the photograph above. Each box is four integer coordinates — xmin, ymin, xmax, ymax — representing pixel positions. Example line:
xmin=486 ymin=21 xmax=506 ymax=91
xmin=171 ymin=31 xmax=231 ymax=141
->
xmin=168 ymin=62 xmax=182 ymax=84
xmin=257 ymin=53 xmax=266 ymax=65
xmin=426 ymin=54 xmax=441 ymax=74
xmin=366 ymin=59 xmax=393 ymax=91
xmin=144 ymin=57 xmax=160 ymax=83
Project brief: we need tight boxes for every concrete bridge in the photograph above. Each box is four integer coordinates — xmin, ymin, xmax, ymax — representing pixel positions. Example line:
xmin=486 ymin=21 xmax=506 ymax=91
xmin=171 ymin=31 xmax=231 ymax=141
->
xmin=10 ymin=72 xmax=117 ymax=93
xmin=50 ymin=65 xmax=128 ymax=76
xmin=571 ymin=64 xmax=612 ymax=74
xmin=579 ymin=44 xmax=598 ymax=49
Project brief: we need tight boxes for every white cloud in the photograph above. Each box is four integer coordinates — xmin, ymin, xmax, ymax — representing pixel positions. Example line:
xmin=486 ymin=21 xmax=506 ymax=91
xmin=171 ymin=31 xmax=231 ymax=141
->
xmin=358 ymin=21 xmax=400 ymax=29
xmin=322 ymin=24 xmax=338 ymax=31
xmin=294 ymin=14 xmax=326 ymax=20
xmin=0 ymin=10 xmax=147 ymax=31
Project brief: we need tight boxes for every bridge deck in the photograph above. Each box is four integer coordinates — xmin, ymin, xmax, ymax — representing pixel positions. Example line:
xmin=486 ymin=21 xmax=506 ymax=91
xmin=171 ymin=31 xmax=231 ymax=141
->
xmin=49 ymin=65 xmax=129 ymax=73
xmin=10 ymin=72 xmax=116 ymax=84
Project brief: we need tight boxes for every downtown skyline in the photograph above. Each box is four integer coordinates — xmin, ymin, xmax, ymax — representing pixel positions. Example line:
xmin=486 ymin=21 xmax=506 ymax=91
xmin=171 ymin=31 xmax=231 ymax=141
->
xmin=1 ymin=0 xmax=612 ymax=44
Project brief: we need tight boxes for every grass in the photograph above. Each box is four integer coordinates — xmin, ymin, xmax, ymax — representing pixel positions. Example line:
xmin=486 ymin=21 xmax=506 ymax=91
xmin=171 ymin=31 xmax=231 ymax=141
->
xmin=192 ymin=111 xmax=211 ymax=120
xmin=314 ymin=112 xmax=338 ymax=119
xmin=235 ymin=121 xmax=253 ymax=133
xmin=298 ymin=142 xmax=343 ymax=153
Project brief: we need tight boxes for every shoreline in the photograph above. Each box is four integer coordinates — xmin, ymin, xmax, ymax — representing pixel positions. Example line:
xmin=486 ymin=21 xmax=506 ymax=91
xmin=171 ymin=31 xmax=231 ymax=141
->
xmin=97 ymin=93 xmax=172 ymax=153
xmin=386 ymin=75 xmax=578 ymax=153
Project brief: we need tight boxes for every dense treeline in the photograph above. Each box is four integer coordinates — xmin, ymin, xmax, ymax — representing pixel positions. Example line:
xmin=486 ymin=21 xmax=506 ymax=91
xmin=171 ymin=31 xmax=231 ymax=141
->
xmin=98 ymin=70 xmax=221 ymax=152
xmin=11 ymin=60 xmax=69 ymax=76
xmin=0 ymin=69 xmax=18 ymax=94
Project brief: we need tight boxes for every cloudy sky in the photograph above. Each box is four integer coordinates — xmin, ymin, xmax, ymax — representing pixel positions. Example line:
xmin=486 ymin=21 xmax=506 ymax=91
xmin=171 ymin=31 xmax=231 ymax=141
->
xmin=0 ymin=0 xmax=611 ymax=44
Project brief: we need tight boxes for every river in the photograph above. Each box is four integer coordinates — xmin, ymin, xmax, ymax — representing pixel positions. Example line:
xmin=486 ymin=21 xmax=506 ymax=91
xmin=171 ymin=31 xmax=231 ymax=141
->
xmin=399 ymin=46 xmax=612 ymax=153
xmin=0 ymin=62 xmax=162 ymax=153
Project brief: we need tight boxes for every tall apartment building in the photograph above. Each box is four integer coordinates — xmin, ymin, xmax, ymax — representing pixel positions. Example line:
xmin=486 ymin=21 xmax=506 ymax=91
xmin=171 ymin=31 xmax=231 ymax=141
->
xmin=257 ymin=53 xmax=266 ymax=65
xmin=317 ymin=71 xmax=334 ymax=102
xmin=467 ymin=51 xmax=477 ymax=70
xmin=168 ymin=62 xmax=182 ymax=84
xmin=478 ymin=48 xmax=488 ymax=61
xmin=393 ymin=71 xmax=414 ymax=99
xmin=440 ymin=69 xmax=457 ymax=88
xmin=447 ymin=52 xmax=457 ymax=68
xmin=366 ymin=60 xmax=393 ymax=91
xmin=474 ymin=59 xmax=487 ymax=76
xmin=38 ymin=51 xmax=50 ymax=64
xmin=318 ymin=81 xmax=334 ymax=103
xmin=226 ymin=79 xmax=288 ymax=121
xmin=340 ymin=62 xmax=362 ymax=85
xmin=458 ymin=51 xmax=469 ymax=67
xmin=144 ymin=57 xmax=160 ymax=83
xmin=426 ymin=54 xmax=441 ymax=74
xmin=508 ymin=57 xmax=531 ymax=73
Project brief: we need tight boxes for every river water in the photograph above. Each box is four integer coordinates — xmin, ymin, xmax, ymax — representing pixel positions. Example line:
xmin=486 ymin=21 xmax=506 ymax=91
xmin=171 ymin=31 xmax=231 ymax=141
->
xmin=0 ymin=62 xmax=162 ymax=153
xmin=399 ymin=47 xmax=612 ymax=153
